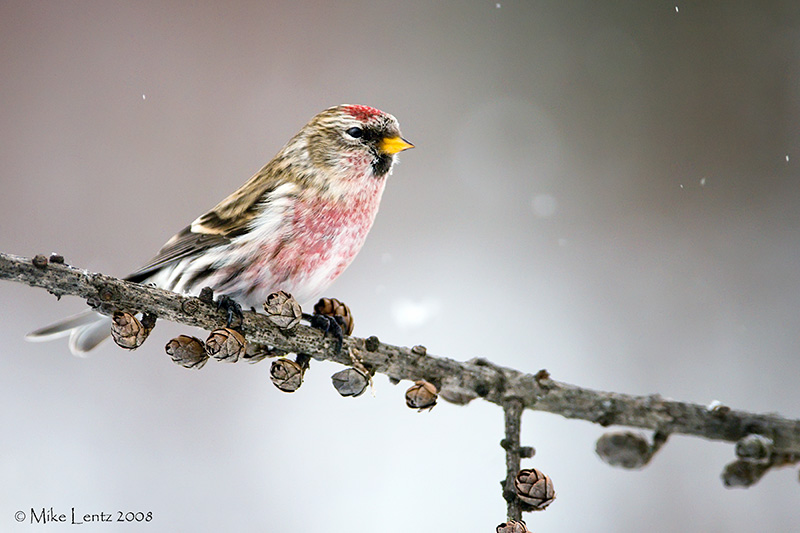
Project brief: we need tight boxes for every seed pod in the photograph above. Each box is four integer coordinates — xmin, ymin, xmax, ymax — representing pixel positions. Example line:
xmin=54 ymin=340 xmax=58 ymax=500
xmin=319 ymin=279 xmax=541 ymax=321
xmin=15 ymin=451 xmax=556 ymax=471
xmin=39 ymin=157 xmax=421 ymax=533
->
xmin=365 ymin=335 xmax=380 ymax=352
xmin=515 ymin=468 xmax=555 ymax=511
xmin=721 ymin=459 xmax=770 ymax=488
xmin=205 ymin=328 xmax=246 ymax=362
xmin=270 ymin=358 xmax=305 ymax=392
xmin=263 ymin=291 xmax=302 ymax=329
xmin=595 ymin=431 xmax=652 ymax=469
xmin=735 ymin=434 xmax=774 ymax=464
xmin=405 ymin=380 xmax=438 ymax=411
xmin=331 ymin=367 xmax=370 ymax=397
xmin=32 ymin=254 xmax=48 ymax=268
xmin=111 ymin=311 xmax=152 ymax=350
xmin=314 ymin=297 xmax=354 ymax=335
xmin=48 ymin=253 xmax=65 ymax=264
xmin=165 ymin=335 xmax=208 ymax=369
xmin=198 ymin=286 xmax=214 ymax=304
xmin=496 ymin=520 xmax=530 ymax=533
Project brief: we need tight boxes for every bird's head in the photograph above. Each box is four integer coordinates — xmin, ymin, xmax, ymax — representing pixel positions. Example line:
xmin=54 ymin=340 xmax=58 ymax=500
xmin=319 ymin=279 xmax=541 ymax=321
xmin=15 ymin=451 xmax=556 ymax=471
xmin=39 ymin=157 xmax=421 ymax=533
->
xmin=303 ymin=104 xmax=414 ymax=180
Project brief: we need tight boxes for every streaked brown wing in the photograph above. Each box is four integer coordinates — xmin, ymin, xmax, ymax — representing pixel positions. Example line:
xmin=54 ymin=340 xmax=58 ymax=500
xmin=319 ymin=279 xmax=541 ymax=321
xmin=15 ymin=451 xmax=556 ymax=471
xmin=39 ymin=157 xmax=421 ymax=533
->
xmin=125 ymin=163 xmax=281 ymax=283
xmin=124 ymin=227 xmax=230 ymax=283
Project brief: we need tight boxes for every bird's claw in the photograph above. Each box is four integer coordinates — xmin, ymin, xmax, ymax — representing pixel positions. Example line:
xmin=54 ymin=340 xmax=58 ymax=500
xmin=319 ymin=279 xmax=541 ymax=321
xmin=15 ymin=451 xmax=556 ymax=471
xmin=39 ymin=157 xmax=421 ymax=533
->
xmin=305 ymin=297 xmax=353 ymax=353
xmin=307 ymin=313 xmax=345 ymax=352
xmin=217 ymin=295 xmax=244 ymax=329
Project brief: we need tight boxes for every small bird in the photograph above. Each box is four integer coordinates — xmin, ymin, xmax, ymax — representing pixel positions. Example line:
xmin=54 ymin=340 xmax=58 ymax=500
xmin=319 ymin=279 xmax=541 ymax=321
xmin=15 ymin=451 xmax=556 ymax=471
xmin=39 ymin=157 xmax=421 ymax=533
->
xmin=27 ymin=104 xmax=413 ymax=354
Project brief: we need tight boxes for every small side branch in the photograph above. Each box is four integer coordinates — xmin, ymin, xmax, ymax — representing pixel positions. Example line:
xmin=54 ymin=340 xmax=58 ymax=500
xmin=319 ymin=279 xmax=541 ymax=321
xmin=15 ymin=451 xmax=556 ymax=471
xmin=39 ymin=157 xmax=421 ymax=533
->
xmin=3 ymin=251 xmax=800 ymax=460
xmin=501 ymin=398 xmax=528 ymax=521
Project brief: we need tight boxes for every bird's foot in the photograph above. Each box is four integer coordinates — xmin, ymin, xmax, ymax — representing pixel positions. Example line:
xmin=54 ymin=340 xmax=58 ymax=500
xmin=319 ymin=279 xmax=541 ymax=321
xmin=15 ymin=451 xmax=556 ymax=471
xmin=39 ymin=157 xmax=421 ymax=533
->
xmin=305 ymin=297 xmax=354 ymax=353
xmin=307 ymin=314 xmax=345 ymax=352
xmin=216 ymin=295 xmax=244 ymax=329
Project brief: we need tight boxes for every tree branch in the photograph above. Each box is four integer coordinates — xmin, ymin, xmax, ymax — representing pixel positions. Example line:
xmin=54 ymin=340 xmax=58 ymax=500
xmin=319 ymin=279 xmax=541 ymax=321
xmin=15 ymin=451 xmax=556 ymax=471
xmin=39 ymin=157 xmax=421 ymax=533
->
xmin=3 ymin=251 xmax=800 ymax=462
xmin=501 ymin=398 xmax=528 ymax=521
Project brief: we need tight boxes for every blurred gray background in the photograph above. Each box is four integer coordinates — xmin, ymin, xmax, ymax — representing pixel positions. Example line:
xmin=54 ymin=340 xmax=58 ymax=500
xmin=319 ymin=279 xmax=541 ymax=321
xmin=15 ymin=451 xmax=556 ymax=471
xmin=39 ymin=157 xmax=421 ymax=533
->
xmin=1 ymin=1 xmax=799 ymax=531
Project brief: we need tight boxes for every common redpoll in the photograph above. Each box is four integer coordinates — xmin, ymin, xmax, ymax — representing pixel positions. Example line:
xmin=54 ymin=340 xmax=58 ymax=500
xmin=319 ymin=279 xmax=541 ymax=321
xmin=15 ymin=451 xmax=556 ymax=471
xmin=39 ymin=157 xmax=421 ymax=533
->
xmin=27 ymin=104 xmax=413 ymax=354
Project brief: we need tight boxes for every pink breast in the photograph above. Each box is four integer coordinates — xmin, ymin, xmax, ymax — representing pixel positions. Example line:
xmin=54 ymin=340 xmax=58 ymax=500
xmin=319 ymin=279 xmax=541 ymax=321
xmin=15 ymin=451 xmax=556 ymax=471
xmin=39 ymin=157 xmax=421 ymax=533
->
xmin=248 ymin=178 xmax=386 ymax=303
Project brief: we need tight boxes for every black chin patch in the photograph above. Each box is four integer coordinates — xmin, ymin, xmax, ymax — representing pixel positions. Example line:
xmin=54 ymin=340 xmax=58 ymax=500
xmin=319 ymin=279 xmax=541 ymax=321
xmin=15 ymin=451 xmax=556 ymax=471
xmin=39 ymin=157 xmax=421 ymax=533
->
xmin=372 ymin=153 xmax=392 ymax=176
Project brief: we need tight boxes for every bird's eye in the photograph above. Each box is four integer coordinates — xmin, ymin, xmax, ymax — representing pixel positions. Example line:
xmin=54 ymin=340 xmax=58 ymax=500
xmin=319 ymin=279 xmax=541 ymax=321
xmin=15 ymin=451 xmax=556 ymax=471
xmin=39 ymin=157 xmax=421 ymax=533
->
xmin=345 ymin=127 xmax=364 ymax=139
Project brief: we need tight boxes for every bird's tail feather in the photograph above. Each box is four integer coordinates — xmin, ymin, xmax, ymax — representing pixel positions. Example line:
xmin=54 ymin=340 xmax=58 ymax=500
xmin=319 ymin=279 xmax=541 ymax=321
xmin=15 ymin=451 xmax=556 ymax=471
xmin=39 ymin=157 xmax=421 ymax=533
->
xmin=26 ymin=310 xmax=112 ymax=356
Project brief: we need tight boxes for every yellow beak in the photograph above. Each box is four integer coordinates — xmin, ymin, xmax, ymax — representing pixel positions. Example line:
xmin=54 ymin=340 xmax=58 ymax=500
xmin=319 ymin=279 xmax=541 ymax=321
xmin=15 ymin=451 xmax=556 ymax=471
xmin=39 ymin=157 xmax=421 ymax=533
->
xmin=380 ymin=136 xmax=414 ymax=155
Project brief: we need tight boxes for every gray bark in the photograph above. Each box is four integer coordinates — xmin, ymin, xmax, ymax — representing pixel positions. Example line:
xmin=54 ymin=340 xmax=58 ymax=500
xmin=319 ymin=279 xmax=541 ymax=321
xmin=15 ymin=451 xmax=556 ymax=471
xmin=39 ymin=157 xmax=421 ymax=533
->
xmin=2 ymin=251 xmax=800 ymax=460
